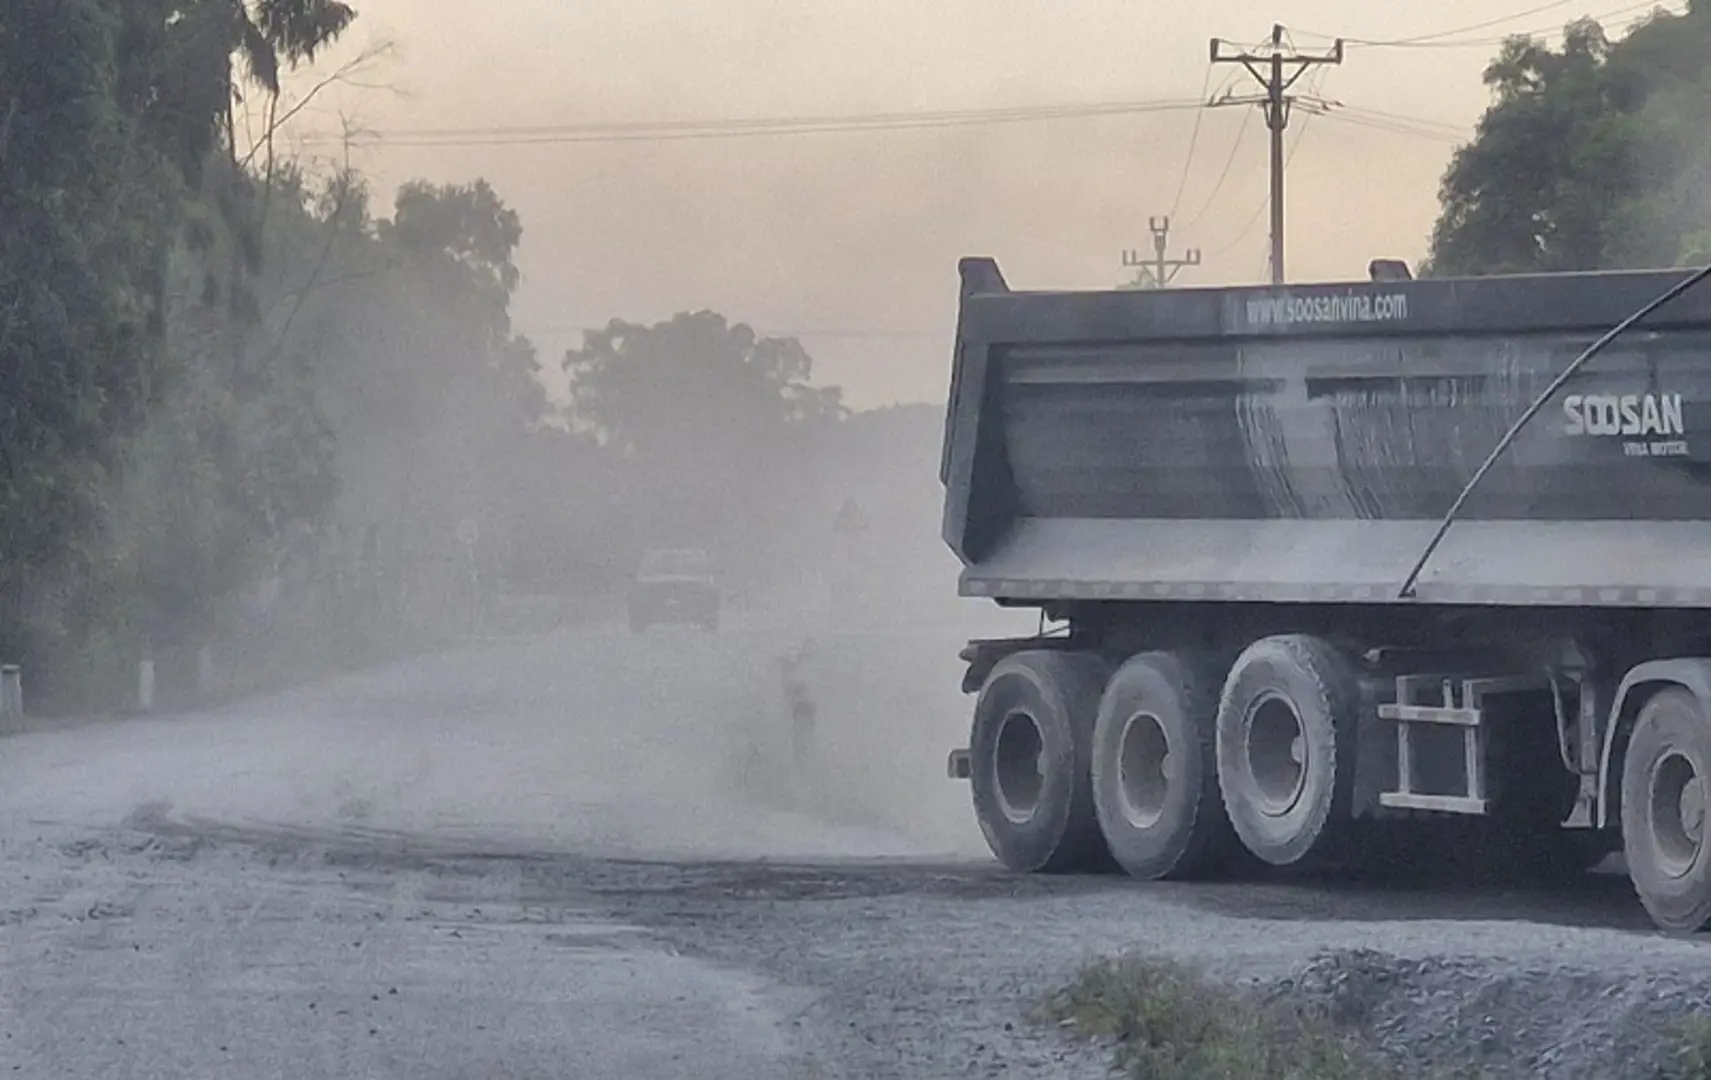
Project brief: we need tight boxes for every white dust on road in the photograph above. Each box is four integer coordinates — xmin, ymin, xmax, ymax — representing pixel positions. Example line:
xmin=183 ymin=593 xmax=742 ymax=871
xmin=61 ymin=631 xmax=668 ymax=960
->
xmin=1 ymin=598 xmax=1018 ymax=863
xmin=1 ymin=828 xmax=814 ymax=1080
xmin=0 ymin=602 xmax=1017 ymax=1079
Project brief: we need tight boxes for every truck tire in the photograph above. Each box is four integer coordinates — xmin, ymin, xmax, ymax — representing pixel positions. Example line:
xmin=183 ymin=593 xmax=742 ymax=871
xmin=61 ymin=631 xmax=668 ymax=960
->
xmin=969 ymin=650 xmax=1112 ymax=874
xmin=1621 ymin=687 xmax=1711 ymax=933
xmin=1091 ymin=652 xmax=1242 ymax=880
xmin=1215 ymin=635 xmax=1359 ymax=869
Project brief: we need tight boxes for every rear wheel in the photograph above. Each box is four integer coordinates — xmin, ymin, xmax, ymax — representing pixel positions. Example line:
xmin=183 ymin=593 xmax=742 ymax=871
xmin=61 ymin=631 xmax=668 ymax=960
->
xmin=1622 ymin=687 xmax=1711 ymax=933
xmin=969 ymin=650 xmax=1112 ymax=874
xmin=1091 ymin=652 xmax=1243 ymax=880
xmin=1215 ymin=635 xmax=1360 ymax=869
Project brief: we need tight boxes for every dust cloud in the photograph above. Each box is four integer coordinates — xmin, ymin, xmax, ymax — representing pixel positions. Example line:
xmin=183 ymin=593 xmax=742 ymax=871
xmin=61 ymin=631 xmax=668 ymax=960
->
xmin=4 ymin=397 xmax=1028 ymax=867
xmin=6 ymin=140 xmax=1027 ymax=865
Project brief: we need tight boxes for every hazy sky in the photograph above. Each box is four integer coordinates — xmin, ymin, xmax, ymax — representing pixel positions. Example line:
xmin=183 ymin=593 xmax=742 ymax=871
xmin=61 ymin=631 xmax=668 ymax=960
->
xmin=281 ymin=0 xmax=1674 ymax=408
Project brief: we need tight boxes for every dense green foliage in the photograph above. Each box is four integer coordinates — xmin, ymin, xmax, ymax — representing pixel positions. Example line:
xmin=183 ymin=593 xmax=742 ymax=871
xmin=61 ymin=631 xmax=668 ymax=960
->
xmin=1 ymin=2 xmax=175 ymax=671
xmin=0 ymin=0 xmax=364 ymax=700
xmin=1428 ymin=1 xmax=1711 ymax=275
xmin=0 ymin=2 xmax=846 ymax=710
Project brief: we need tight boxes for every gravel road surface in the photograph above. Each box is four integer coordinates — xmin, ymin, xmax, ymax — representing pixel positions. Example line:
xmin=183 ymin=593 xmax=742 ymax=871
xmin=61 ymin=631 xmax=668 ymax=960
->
xmin=7 ymin=599 xmax=1711 ymax=1079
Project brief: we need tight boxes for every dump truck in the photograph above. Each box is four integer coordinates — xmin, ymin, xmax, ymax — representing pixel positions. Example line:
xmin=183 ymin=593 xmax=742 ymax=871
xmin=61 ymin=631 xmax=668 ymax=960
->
xmin=940 ymin=256 xmax=1711 ymax=933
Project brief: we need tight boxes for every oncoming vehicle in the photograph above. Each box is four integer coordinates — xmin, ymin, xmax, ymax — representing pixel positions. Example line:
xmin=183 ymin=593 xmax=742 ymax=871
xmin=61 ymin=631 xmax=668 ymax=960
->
xmin=940 ymin=254 xmax=1711 ymax=934
xmin=628 ymin=547 xmax=719 ymax=632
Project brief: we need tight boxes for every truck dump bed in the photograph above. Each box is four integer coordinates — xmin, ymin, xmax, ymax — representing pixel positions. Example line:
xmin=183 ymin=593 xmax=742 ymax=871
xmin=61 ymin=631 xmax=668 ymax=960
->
xmin=940 ymin=258 xmax=1711 ymax=608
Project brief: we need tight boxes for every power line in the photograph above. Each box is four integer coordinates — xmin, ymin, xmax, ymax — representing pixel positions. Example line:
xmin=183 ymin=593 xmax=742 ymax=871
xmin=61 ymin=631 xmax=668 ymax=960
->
xmin=374 ymin=100 xmax=1206 ymax=139
xmin=1336 ymin=0 xmax=1578 ymax=46
xmin=1319 ymin=109 xmax=1467 ymax=144
xmin=1306 ymin=0 xmax=1680 ymax=49
xmin=1335 ymin=104 xmax=1465 ymax=137
xmin=1167 ymin=65 xmax=1218 ymax=218
xmin=291 ymin=82 xmax=1468 ymax=160
xmin=1291 ymin=99 xmax=1469 ymax=143
xmin=311 ymin=98 xmax=1209 ymax=148
xmin=1206 ymin=112 xmax=1316 ymax=261
xmin=1517 ymin=0 xmax=1679 ymax=35
xmin=1181 ymin=106 xmax=1253 ymax=231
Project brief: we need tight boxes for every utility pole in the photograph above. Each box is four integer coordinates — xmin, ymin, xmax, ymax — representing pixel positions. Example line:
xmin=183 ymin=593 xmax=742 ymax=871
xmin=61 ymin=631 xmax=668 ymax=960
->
xmin=1121 ymin=215 xmax=1201 ymax=289
xmin=1210 ymin=24 xmax=1344 ymax=284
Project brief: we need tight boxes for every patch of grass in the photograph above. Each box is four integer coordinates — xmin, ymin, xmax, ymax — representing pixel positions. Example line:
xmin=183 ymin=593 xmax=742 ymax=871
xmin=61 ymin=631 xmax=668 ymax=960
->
xmin=1040 ymin=952 xmax=1711 ymax=1080
xmin=1031 ymin=954 xmax=1411 ymax=1080
xmin=1661 ymin=1015 xmax=1711 ymax=1080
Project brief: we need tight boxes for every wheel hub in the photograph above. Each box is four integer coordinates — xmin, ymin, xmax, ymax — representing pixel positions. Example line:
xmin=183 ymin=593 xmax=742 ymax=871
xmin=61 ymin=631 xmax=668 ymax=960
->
xmin=1648 ymin=749 xmax=1705 ymax=880
xmin=1116 ymin=712 xmax=1172 ymax=829
xmin=1246 ymin=692 xmax=1308 ymax=818
xmin=993 ymin=709 xmax=1046 ymax=824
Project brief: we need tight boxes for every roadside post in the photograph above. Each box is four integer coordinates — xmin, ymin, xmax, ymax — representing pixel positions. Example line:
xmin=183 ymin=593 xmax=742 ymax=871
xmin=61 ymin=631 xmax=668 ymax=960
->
xmin=457 ymin=517 xmax=480 ymax=637
xmin=831 ymin=496 xmax=867 ymax=626
xmin=137 ymin=658 xmax=155 ymax=714
xmin=0 ymin=664 xmax=22 ymax=722
xmin=197 ymin=645 xmax=216 ymax=702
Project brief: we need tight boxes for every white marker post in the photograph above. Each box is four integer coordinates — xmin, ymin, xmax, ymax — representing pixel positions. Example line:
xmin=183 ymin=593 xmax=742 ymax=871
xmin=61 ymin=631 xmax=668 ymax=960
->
xmin=137 ymin=659 xmax=155 ymax=714
xmin=457 ymin=518 xmax=480 ymax=637
xmin=197 ymin=645 xmax=215 ymax=701
xmin=0 ymin=664 xmax=22 ymax=721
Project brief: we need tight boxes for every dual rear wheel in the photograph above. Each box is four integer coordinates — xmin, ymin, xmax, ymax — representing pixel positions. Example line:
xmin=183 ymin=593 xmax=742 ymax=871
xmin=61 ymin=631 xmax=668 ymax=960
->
xmin=967 ymin=651 xmax=1112 ymax=873
xmin=1088 ymin=651 xmax=1238 ymax=880
xmin=1210 ymin=635 xmax=1360 ymax=871
xmin=968 ymin=639 xmax=1711 ymax=935
xmin=970 ymin=635 xmax=1359 ymax=880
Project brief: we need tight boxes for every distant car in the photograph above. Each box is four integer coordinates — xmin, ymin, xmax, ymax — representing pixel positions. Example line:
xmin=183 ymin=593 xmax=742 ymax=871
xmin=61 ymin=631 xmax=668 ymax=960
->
xmin=628 ymin=547 xmax=719 ymax=632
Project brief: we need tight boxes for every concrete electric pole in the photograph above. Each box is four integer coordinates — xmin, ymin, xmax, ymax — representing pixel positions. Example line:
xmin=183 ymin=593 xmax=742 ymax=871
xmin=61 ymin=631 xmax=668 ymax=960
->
xmin=1210 ymin=25 xmax=1344 ymax=285
xmin=1121 ymin=215 xmax=1201 ymax=289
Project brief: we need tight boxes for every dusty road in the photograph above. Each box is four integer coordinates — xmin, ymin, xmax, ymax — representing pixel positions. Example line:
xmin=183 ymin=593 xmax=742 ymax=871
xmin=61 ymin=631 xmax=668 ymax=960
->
xmin=8 ymin=603 xmax=1711 ymax=1079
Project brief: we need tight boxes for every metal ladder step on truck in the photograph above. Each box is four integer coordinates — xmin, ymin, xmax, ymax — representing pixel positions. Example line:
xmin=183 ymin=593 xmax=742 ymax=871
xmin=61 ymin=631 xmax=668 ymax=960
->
xmin=938 ymin=254 xmax=1711 ymax=934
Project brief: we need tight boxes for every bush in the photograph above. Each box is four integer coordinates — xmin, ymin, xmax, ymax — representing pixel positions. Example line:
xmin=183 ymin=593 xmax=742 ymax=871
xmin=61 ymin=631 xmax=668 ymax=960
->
xmin=1033 ymin=954 xmax=1411 ymax=1080
xmin=1662 ymin=1016 xmax=1711 ymax=1080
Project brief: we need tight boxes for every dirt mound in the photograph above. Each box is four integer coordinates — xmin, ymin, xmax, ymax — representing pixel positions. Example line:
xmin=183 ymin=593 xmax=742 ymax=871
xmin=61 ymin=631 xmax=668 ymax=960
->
xmin=1268 ymin=947 xmax=1711 ymax=1079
